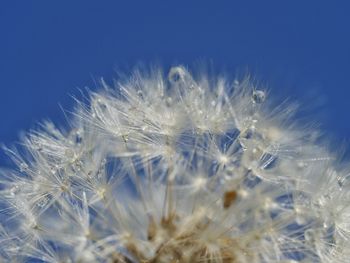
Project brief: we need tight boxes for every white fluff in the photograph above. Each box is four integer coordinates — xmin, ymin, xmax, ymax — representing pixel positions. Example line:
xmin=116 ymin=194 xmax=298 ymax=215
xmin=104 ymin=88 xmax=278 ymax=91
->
xmin=0 ymin=65 xmax=349 ymax=262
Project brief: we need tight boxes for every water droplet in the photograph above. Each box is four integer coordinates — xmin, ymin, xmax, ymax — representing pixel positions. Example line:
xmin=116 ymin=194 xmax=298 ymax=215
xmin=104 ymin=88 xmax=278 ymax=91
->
xmin=74 ymin=160 xmax=83 ymax=172
xmin=75 ymin=129 xmax=83 ymax=144
xmin=10 ymin=185 xmax=20 ymax=196
xmin=252 ymin=90 xmax=266 ymax=104
xmin=297 ymin=161 xmax=307 ymax=169
xmin=9 ymin=245 xmax=19 ymax=253
xmin=65 ymin=149 xmax=75 ymax=159
xmin=137 ymin=89 xmax=143 ymax=98
xmin=168 ymin=67 xmax=185 ymax=84
xmin=304 ymin=229 xmax=317 ymax=244
xmin=95 ymin=98 xmax=107 ymax=112
xmin=295 ymin=214 xmax=307 ymax=225
xmin=240 ymin=127 xmax=255 ymax=140
xmin=50 ymin=167 xmax=56 ymax=174
xmin=165 ymin=97 xmax=173 ymax=106
xmin=37 ymin=197 xmax=49 ymax=208
xmin=122 ymin=134 xmax=129 ymax=142
xmin=36 ymin=143 xmax=43 ymax=152
xmin=337 ymin=174 xmax=350 ymax=188
xmin=19 ymin=162 xmax=28 ymax=172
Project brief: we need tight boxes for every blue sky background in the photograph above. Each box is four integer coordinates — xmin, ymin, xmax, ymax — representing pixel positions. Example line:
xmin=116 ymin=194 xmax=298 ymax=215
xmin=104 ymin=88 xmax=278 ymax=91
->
xmin=1 ymin=0 xmax=350 ymax=163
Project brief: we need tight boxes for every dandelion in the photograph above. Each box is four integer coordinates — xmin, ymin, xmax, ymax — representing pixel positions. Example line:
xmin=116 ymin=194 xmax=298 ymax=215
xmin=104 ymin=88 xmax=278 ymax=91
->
xmin=0 ymin=65 xmax=349 ymax=262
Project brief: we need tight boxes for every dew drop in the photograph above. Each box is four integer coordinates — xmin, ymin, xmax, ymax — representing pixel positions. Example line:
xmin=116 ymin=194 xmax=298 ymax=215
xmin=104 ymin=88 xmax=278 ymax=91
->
xmin=165 ymin=97 xmax=173 ymax=106
xmin=19 ymin=162 xmax=28 ymax=172
xmin=240 ymin=127 xmax=255 ymax=140
xmin=10 ymin=185 xmax=20 ymax=196
xmin=304 ymin=229 xmax=316 ymax=244
xmin=168 ymin=67 xmax=185 ymax=84
xmin=75 ymin=133 xmax=83 ymax=144
xmin=297 ymin=161 xmax=308 ymax=169
xmin=9 ymin=245 xmax=19 ymax=253
xmin=137 ymin=89 xmax=143 ymax=97
xmin=37 ymin=197 xmax=49 ymax=208
xmin=122 ymin=134 xmax=129 ymax=142
xmin=50 ymin=166 xmax=57 ymax=174
xmin=65 ymin=149 xmax=75 ymax=159
xmin=337 ymin=173 xmax=350 ymax=188
xmin=252 ymin=90 xmax=266 ymax=104
xmin=95 ymin=98 xmax=107 ymax=112
xmin=35 ymin=143 xmax=43 ymax=152
xmin=295 ymin=214 xmax=307 ymax=225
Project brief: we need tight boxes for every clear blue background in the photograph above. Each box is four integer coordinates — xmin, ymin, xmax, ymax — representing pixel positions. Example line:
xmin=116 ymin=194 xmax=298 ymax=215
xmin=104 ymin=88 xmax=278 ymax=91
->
xmin=1 ymin=0 xmax=350 ymax=163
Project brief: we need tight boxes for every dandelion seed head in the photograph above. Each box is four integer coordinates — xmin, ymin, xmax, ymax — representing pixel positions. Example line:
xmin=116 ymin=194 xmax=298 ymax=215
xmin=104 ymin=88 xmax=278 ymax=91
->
xmin=0 ymin=65 xmax=349 ymax=262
